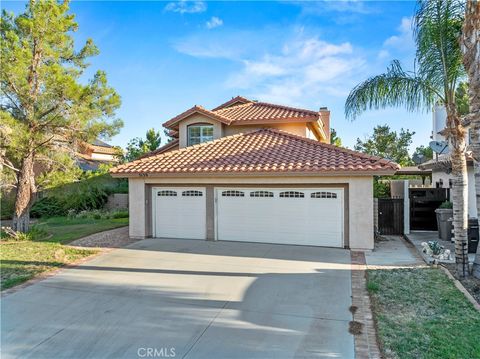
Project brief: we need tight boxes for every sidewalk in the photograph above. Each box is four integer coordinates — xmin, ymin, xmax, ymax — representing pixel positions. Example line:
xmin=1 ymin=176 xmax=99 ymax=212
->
xmin=365 ymin=235 xmax=425 ymax=269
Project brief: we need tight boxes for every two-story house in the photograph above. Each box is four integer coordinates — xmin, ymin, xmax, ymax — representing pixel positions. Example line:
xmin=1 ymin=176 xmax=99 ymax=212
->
xmin=111 ymin=96 xmax=398 ymax=249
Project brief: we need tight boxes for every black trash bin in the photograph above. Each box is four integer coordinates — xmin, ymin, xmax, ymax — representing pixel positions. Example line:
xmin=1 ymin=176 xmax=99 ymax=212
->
xmin=468 ymin=219 xmax=479 ymax=253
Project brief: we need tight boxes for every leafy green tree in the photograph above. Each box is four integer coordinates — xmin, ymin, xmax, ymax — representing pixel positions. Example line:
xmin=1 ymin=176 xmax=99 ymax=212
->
xmin=354 ymin=125 xmax=415 ymax=166
xmin=0 ymin=0 xmax=122 ymax=232
xmin=455 ymin=82 xmax=470 ymax=116
xmin=125 ymin=128 xmax=162 ymax=161
xmin=412 ymin=145 xmax=434 ymax=163
xmin=330 ymin=128 xmax=342 ymax=147
xmin=345 ymin=0 xmax=469 ymax=276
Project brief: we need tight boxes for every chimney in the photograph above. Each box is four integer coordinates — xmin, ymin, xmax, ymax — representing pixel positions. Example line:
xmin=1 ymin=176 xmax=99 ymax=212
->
xmin=319 ymin=107 xmax=330 ymax=143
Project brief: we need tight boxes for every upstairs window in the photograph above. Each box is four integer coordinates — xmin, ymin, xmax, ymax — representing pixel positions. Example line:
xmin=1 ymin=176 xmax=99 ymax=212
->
xmin=188 ymin=125 xmax=213 ymax=146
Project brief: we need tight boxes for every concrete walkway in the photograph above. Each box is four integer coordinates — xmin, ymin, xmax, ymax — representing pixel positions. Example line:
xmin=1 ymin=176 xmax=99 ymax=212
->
xmin=365 ymin=236 xmax=425 ymax=269
xmin=1 ymin=238 xmax=355 ymax=359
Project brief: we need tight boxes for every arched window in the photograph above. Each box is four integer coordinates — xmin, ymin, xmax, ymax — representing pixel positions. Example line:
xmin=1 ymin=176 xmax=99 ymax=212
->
xmin=222 ymin=190 xmax=245 ymax=197
xmin=157 ymin=190 xmax=177 ymax=196
xmin=279 ymin=191 xmax=305 ymax=198
xmin=311 ymin=191 xmax=337 ymax=199
xmin=250 ymin=191 xmax=274 ymax=198
xmin=182 ymin=190 xmax=203 ymax=197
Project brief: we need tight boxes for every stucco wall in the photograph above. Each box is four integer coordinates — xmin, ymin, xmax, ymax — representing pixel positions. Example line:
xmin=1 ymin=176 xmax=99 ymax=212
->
xmin=223 ymin=123 xmax=307 ymax=137
xmin=128 ymin=178 xmax=147 ymax=238
xmin=128 ymin=175 xmax=375 ymax=249
xmin=432 ymin=167 xmax=477 ymax=218
xmin=178 ymin=115 xmax=223 ymax=148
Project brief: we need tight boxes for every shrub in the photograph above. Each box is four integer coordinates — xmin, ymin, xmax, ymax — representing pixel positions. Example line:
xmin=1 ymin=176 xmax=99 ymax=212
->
xmin=1 ymin=224 xmax=49 ymax=241
xmin=62 ymin=185 xmax=110 ymax=212
xmin=439 ymin=201 xmax=453 ymax=209
xmin=112 ymin=210 xmax=129 ymax=219
xmin=374 ymin=178 xmax=390 ymax=198
xmin=0 ymin=192 xmax=15 ymax=220
xmin=31 ymin=196 xmax=65 ymax=218
xmin=69 ymin=209 xmax=128 ymax=220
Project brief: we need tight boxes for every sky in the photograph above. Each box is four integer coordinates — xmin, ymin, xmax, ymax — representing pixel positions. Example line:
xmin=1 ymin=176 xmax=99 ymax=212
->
xmin=3 ymin=0 xmax=434 ymax=152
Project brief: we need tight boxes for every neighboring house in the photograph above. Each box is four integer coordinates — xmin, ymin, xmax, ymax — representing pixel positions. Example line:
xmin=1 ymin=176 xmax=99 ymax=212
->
xmin=111 ymin=96 xmax=398 ymax=249
xmin=419 ymin=105 xmax=478 ymax=218
xmin=76 ymin=139 xmax=121 ymax=171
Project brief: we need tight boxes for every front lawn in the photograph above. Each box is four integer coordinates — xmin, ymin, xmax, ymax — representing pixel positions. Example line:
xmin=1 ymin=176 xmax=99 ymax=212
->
xmin=1 ymin=216 xmax=128 ymax=290
xmin=40 ymin=216 xmax=129 ymax=243
xmin=368 ymin=268 xmax=480 ymax=359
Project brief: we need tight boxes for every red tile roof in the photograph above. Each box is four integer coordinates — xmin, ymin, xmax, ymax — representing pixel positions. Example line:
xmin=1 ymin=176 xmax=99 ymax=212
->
xmin=163 ymin=105 xmax=232 ymax=129
xmin=111 ymin=129 xmax=399 ymax=176
xmin=163 ymin=97 xmax=321 ymax=129
xmin=212 ymin=96 xmax=252 ymax=111
xmin=214 ymin=101 xmax=319 ymax=124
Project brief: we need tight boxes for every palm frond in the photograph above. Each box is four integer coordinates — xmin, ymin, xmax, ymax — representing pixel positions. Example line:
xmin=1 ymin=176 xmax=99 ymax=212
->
xmin=345 ymin=60 xmax=440 ymax=120
xmin=414 ymin=0 xmax=465 ymax=98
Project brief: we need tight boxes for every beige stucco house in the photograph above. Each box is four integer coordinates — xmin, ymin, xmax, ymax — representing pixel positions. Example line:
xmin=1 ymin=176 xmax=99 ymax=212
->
xmin=111 ymin=96 xmax=398 ymax=250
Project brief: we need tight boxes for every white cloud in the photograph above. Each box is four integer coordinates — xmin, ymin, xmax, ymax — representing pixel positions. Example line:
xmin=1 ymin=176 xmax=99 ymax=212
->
xmin=164 ymin=1 xmax=206 ymax=14
xmin=226 ymin=35 xmax=364 ymax=105
xmin=206 ymin=16 xmax=223 ymax=29
xmin=172 ymin=28 xmax=367 ymax=106
xmin=383 ymin=17 xmax=414 ymax=51
xmin=295 ymin=0 xmax=375 ymax=15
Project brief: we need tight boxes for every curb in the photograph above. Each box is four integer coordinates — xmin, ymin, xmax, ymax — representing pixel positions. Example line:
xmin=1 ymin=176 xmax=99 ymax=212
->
xmin=438 ymin=265 xmax=480 ymax=312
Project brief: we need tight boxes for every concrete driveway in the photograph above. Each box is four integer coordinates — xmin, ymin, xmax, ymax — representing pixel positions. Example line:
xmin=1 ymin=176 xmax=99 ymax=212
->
xmin=1 ymin=238 xmax=354 ymax=359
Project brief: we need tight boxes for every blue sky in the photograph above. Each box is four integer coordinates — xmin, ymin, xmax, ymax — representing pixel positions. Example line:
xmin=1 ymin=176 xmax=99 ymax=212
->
xmin=4 ymin=0 xmax=433 ymax=151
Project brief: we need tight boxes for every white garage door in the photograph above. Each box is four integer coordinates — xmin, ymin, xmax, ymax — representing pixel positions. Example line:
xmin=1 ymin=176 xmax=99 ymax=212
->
xmin=153 ymin=187 xmax=206 ymax=239
xmin=216 ymin=188 xmax=344 ymax=247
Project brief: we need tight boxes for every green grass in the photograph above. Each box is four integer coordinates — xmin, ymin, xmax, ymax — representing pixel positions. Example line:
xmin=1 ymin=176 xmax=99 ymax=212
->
xmin=368 ymin=268 xmax=480 ymax=359
xmin=0 ymin=216 xmax=128 ymax=290
xmin=38 ymin=216 xmax=129 ymax=243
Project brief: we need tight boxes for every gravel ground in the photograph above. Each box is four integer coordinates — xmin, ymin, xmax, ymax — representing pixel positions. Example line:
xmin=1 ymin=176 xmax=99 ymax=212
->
xmin=68 ymin=226 xmax=140 ymax=248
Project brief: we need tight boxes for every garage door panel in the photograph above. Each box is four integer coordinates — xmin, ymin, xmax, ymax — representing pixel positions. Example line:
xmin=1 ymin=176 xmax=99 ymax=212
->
xmin=217 ymin=188 xmax=343 ymax=247
xmin=154 ymin=187 xmax=206 ymax=240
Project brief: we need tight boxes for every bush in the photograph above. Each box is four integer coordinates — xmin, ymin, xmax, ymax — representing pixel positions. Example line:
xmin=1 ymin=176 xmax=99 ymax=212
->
xmin=69 ymin=209 xmax=128 ymax=220
xmin=439 ymin=201 xmax=453 ymax=209
xmin=112 ymin=210 xmax=129 ymax=219
xmin=374 ymin=178 xmax=390 ymax=198
xmin=2 ymin=224 xmax=49 ymax=241
xmin=31 ymin=196 xmax=66 ymax=218
xmin=1 ymin=192 xmax=15 ymax=220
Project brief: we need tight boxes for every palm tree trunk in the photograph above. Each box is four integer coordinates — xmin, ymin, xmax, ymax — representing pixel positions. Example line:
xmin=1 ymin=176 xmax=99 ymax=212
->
xmin=12 ymin=153 xmax=36 ymax=233
xmin=451 ymin=143 xmax=470 ymax=277
xmin=461 ymin=0 xmax=480 ymax=278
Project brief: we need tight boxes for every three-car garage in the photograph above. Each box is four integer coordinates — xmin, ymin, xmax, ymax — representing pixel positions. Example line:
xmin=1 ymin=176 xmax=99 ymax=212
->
xmin=152 ymin=186 xmax=344 ymax=248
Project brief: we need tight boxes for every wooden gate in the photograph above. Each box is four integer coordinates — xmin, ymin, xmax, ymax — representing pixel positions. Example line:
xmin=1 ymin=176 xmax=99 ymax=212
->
xmin=378 ymin=198 xmax=404 ymax=235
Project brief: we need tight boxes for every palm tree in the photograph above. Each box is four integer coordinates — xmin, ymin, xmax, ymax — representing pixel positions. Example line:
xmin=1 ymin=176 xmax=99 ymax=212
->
xmin=345 ymin=0 xmax=470 ymax=276
xmin=461 ymin=0 xmax=480 ymax=278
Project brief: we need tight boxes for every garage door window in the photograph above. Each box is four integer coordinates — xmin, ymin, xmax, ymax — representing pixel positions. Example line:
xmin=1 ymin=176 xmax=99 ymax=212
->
xmin=250 ymin=191 xmax=274 ymax=198
xmin=279 ymin=191 xmax=304 ymax=198
xmin=157 ymin=190 xmax=177 ymax=196
xmin=222 ymin=190 xmax=245 ymax=197
xmin=311 ymin=191 xmax=337 ymax=199
xmin=182 ymin=190 xmax=203 ymax=197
